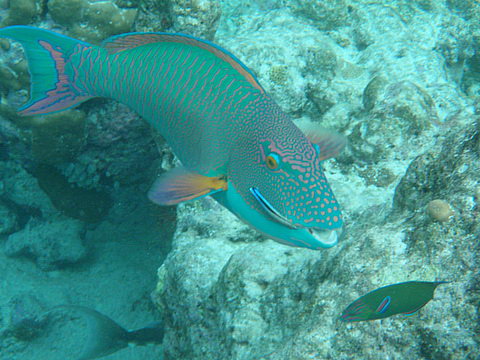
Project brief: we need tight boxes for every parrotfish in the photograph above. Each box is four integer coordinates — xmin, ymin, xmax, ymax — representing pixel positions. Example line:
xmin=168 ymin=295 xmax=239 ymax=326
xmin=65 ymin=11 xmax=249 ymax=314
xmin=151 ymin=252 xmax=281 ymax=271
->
xmin=340 ymin=281 xmax=448 ymax=322
xmin=0 ymin=26 xmax=345 ymax=249
xmin=48 ymin=305 xmax=163 ymax=360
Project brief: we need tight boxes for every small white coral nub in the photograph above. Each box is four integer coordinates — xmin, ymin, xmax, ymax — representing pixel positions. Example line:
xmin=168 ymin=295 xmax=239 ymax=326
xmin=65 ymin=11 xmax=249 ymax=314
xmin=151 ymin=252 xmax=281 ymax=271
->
xmin=426 ymin=199 xmax=454 ymax=222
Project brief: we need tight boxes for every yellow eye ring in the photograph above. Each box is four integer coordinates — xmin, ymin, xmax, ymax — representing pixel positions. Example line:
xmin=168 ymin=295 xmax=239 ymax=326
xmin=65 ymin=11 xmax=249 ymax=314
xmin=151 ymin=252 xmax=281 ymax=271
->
xmin=266 ymin=154 xmax=279 ymax=170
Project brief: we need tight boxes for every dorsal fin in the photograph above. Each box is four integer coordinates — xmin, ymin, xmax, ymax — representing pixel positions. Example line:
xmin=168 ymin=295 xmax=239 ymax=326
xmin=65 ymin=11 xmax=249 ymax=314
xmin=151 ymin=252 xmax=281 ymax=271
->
xmin=102 ymin=32 xmax=265 ymax=93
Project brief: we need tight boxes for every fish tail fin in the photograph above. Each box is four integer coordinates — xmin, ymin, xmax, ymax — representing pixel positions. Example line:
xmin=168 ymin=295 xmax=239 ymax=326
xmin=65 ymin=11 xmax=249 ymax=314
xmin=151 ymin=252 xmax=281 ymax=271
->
xmin=0 ymin=26 xmax=95 ymax=116
xmin=126 ymin=321 xmax=164 ymax=346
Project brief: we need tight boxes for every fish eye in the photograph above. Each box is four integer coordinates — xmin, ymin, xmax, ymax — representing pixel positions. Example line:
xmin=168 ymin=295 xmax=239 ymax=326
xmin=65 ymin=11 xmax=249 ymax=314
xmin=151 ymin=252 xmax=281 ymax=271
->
xmin=265 ymin=153 xmax=280 ymax=170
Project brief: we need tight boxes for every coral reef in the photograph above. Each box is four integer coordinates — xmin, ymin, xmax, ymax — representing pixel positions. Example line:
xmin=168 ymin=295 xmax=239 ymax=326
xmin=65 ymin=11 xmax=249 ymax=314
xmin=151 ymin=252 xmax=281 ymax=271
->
xmin=0 ymin=0 xmax=478 ymax=358
xmin=34 ymin=164 xmax=113 ymax=223
xmin=59 ymin=101 xmax=158 ymax=190
xmin=156 ymin=119 xmax=479 ymax=360
xmin=289 ymin=0 xmax=350 ymax=30
xmin=47 ymin=0 xmax=137 ymax=43
xmin=154 ymin=1 xmax=479 ymax=359
xmin=0 ymin=0 xmax=44 ymax=27
xmin=0 ymin=161 xmax=57 ymax=217
xmin=136 ymin=0 xmax=221 ymax=39
xmin=135 ymin=0 xmax=173 ymax=32
xmin=168 ymin=0 xmax=221 ymax=39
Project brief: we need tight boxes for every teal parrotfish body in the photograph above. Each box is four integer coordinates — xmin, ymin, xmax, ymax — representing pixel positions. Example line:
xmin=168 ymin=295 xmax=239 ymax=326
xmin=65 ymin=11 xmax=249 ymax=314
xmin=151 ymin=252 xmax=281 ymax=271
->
xmin=340 ymin=281 xmax=448 ymax=322
xmin=0 ymin=26 xmax=346 ymax=249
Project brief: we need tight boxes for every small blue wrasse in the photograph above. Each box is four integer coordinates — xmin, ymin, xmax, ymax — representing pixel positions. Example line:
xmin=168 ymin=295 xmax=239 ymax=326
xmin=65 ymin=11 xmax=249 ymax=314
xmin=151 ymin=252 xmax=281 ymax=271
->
xmin=340 ymin=281 xmax=448 ymax=322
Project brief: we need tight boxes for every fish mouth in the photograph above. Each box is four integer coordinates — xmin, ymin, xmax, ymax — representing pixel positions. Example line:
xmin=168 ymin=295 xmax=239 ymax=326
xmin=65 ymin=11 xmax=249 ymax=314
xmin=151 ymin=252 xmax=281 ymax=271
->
xmin=307 ymin=227 xmax=340 ymax=247
xmin=250 ymin=187 xmax=342 ymax=247
xmin=249 ymin=187 xmax=341 ymax=247
xmin=249 ymin=187 xmax=299 ymax=229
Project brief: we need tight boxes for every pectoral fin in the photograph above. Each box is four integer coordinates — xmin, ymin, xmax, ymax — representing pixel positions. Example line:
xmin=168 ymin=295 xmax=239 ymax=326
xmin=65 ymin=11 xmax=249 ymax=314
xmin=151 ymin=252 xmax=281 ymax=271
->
xmin=148 ymin=167 xmax=227 ymax=205
xmin=299 ymin=122 xmax=346 ymax=160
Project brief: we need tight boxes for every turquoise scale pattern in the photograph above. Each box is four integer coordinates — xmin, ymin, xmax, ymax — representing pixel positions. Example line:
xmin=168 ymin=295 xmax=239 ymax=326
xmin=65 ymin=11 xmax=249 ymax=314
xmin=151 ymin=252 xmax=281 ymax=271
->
xmin=78 ymin=34 xmax=343 ymax=230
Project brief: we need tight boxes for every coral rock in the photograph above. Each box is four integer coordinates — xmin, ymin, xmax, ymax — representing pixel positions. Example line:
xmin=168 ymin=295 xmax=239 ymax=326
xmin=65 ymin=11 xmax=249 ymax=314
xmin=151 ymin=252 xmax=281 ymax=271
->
xmin=5 ymin=217 xmax=87 ymax=270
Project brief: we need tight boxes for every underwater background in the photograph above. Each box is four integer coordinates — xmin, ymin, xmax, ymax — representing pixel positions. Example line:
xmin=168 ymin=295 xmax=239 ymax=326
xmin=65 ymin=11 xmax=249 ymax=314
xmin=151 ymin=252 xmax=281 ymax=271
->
xmin=0 ymin=0 xmax=479 ymax=359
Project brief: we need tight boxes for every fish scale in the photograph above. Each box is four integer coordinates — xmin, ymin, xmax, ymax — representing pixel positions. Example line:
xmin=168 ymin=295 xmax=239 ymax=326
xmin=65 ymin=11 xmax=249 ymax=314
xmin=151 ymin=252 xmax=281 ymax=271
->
xmin=72 ymin=42 xmax=234 ymax=175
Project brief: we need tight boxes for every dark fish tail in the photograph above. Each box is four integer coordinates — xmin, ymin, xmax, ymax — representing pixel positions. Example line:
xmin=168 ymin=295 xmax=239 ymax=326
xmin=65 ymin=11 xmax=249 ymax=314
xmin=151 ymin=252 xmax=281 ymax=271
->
xmin=49 ymin=305 xmax=163 ymax=360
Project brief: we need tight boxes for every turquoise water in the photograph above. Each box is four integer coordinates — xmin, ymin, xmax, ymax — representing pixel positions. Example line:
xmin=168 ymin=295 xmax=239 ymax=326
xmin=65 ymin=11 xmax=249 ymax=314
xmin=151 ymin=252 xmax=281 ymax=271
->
xmin=0 ymin=1 xmax=479 ymax=359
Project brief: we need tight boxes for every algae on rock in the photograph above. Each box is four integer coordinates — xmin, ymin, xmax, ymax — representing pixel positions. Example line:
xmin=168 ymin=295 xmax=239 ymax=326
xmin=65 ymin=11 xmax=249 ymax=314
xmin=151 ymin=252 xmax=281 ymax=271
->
xmin=0 ymin=0 xmax=44 ymax=27
xmin=48 ymin=0 xmax=137 ymax=43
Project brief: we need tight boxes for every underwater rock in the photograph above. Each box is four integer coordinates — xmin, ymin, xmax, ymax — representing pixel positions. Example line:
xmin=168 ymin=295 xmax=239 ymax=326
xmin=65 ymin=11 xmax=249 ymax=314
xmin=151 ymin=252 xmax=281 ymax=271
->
xmin=0 ymin=200 xmax=17 ymax=235
xmin=169 ymin=0 xmax=221 ymax=40
xmin=155 ymin=2 xmax=479 ymax=359
xmin=4 ymin=216 xmax=87 ymax=270
xmin=60 ymin=101 xmax=157 ymax=189
xmin=288 ymin=0 xmax=350 ymax=31
xmin=0 ymin=0 xmax=44 ymax=27
xmin=351 ymin=80 xmax=438 ymax=163
xmin=33 ymin=164 xmax=112 ymax=223
xmin=393 ymin=121 xmax=479 ymax=216
xmin=217 ymin=10 xmax=344 ymax=116
xmin=0 ymin=161 xmax=57 ymax=216
xmin=475 ymin=186 xmax=480 ymax=206
xmin=156 ymin=119 xmax=479 ymax=358
xmin=136 ymin=0 xmax=221 ymax=39
xmin=0 ymin=59 xmax=30 ymax=95
xmin=446 ymin=0 xmax=480 ymax=19
xmin=434 ymin=15 xmax=474 ymax=68
xmin=47 ymin=0 xmax=137 ymax=43
xmin=30 ymin=110 xmax=86 ymax=165
xmin=135 ymin=0 xmax=173 ymax=32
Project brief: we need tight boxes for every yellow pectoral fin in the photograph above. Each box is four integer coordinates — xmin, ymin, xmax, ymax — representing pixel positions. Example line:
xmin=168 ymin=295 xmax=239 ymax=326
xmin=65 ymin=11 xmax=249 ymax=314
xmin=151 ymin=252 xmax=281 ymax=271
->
xmin=148 ymin=167 xmax=227 ymax=206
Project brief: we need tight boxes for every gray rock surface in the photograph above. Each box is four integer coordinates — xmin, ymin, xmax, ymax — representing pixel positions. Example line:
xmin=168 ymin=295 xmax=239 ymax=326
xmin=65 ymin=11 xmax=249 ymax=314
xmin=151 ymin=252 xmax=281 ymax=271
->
xmin=158 ymin=122 xmax=479 ymax=360
xmin=136 ymin=0 xmax=221 ymax=39
xmin=5 ymin=216 xmax=87 ymax=270
xmin=0 ymin=161 xmax=57 ymax=216
xmin=156 ymin=2 xmax=480 ymax=359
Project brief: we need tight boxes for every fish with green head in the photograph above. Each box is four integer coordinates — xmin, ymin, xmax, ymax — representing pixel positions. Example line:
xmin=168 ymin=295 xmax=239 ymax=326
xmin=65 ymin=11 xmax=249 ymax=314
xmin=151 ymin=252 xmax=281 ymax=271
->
xmin=0 ymin=26 xmax=345 ymax=249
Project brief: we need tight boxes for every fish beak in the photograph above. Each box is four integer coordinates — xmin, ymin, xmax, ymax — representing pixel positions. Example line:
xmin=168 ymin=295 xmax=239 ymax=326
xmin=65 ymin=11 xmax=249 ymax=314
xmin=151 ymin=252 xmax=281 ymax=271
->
xmin=307 ymin=227 xmax=341 ymax=247
xmin=249 ymin=187 xmax=299 ymax=229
